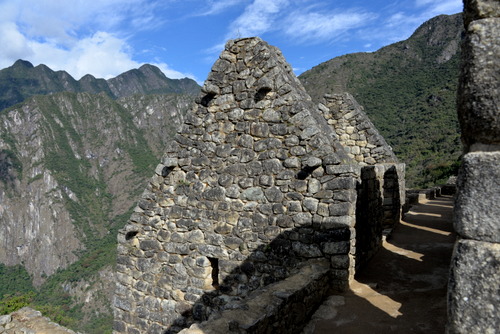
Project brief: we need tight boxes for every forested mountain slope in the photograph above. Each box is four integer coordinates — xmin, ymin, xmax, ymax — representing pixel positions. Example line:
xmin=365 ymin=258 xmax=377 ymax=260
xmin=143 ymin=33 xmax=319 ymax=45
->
xmin=300 ymin=14 xmax=463 ymax=187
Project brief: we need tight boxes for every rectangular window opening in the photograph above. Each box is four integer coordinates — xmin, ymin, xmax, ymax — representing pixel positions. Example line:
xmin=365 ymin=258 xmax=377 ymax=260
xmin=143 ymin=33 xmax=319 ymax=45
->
xmin=208 ymin=257 xmax=219 ymax=289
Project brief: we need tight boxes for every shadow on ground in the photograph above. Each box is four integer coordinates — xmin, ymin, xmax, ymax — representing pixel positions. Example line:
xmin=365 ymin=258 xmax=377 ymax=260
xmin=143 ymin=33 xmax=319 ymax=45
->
xmin=305 ymin=195 xmax=456 ymax=334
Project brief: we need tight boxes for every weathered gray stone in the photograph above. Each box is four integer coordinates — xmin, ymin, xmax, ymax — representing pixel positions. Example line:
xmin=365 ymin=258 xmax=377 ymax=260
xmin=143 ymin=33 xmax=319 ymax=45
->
xmin=262 ymin=109 xmax=281 ymax=122
xmin=263 ymin=186 xmax=284 ymax=202
xmin=324 ymin=177 xmax=357 ymax=190
xmin=464 ymin=0 xmax=500 ymax=26
xmin=203 ymin=187 xmax=226 ymax=201
xmin=458 ymin=18 xmax=500 ymax=151
xmin=329 ymin=202 xmax=354 ymax=216
xmin=454 ymin=152 xmax=500 ymax=242
xmin=0 ymin=315 xmax=11 ymax=326
xmin=284 ymin=157 xmax=301 ymax=168
xmin=241 ymin=187 xmax=265 ymax=201
xmin=322 ymin=242 xmax=350 ymax=255
xmin=293 ymin=212 xmax=312 ymax=225
xmin=139 ymin=239 xmax=161 ymax=251
xmin=303 ymin=198 xmax=319 ymax=212
xmin=302 ymin=156 xmax=322 ymax=168
xmin=330 ymin=255 xmax=351 ymax=269
xmin=292 ymin=242 xmax=322 ymax=258
xmin=447 ymin=239 xmax=500 ymax=334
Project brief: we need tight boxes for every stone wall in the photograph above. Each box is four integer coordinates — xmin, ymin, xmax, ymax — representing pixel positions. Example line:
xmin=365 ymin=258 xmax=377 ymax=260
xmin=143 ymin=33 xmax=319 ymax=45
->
xmin=177 ymin=259 xmax=331 ymax=334
xmin=113 ymin=37 xmax=360 ymax=334
xmin=447 ymin=1 xmax=500 ymax=333
xmin=319 ymin=93 xmax=398 ymax=165
xmin=113 ymin=37 xmax=405 ymax=334
xmin=355 ymin=163 xmax=405 ymax=270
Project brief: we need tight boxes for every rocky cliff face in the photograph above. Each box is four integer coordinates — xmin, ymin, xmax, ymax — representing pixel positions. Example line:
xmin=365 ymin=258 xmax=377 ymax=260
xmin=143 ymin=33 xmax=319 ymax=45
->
xmin=0 ymin=91 xmax=192 ymax=286
xmin=0 ymin=60 xmax=196 ymax=332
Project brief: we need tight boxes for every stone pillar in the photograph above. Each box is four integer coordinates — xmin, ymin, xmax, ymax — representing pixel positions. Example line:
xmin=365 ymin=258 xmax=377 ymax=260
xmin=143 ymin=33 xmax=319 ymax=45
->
xmin=447 ymin=1 xmax=500 ymax=333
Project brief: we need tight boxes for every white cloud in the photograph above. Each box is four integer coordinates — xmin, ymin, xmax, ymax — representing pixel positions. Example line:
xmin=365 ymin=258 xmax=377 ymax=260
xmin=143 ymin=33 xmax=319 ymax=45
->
xmin=283 ymin=9 xmax=376 ymax=43
xmin=208 ymin=1 xmax=378 ymax=52
xmin=227 ymin=0 xmax=289 ymax=38
xmin=421 ymin=0 xmax=463 ymax=16
xmin=153 ymin=62 xmax=198 ymax=81
xmin=415 ymin=0 xmax=434 ymax=6
xmin=358 ymin=0 xmax=463 ymax=49
xmin=0 ymin=0 xmax=192 ymax=80
xmin=204 ymin=0 xmax=289 ymax=57
xmin=198 ymin=0 xmax=246 ymax=16
xmin=0 ymin=22 xmax=34 ymax=62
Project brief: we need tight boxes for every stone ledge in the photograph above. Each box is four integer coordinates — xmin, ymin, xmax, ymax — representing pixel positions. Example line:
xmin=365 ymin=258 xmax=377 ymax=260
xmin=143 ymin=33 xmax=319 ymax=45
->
xmin=179 ymin=259 xmax=332 ymax=334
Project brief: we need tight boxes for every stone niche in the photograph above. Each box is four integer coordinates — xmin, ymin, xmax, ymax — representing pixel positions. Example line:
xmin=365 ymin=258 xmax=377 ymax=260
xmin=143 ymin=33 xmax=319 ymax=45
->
xmin=113 ymin=37 xmax=404 ymax=334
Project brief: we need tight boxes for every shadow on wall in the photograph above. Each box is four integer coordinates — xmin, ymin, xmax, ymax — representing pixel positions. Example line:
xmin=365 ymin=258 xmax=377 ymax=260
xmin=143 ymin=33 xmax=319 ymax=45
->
xmin=383 ymin=166 xmax=402 ymax=228
xmin=354 ymin=165 xmax=402 ymax=272
xmin=162 ymin=223 xmax=353 ymax=334
xmin=355 ymin=167 xmax=382 ymax=271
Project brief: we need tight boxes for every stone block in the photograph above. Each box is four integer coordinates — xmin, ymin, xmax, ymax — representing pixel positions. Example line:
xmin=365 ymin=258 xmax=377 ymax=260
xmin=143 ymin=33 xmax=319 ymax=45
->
xmin=329 ymin=202 xmax=354 ymax=216
xmin=0 ymin=315 xmax=11 ymax=326
xmin=324 ymin=177 xmax=357 ymax=190
xmin=464 ymin=0 xmax=500 ymax=26
xmin=458 ymin=18 xmax=500 ymax=150
xmin=454 ymin=152 xmax=500 ymax=242
xmin=330 ymin=255 xmax=350 ymax=269
xmin=321 ymin=241 xmax=350 ymax=255
xmin=292 ymin=242 xmax=322 ymax=258
xmin=447 ymin=239 xmax=500 ymax=333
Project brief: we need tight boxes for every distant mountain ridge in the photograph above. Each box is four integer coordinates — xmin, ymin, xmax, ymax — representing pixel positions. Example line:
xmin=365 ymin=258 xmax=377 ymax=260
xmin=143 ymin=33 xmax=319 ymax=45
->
xmin=0 ymin=60 xmax=200 ymax=110
xmin=300 ymin=13 xmax=463 ymax=187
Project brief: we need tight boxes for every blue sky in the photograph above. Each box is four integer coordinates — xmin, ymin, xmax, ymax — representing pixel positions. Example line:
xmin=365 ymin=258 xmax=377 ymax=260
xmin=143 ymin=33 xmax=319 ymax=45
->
xmin=0 ymin=0 xmax=462 ymax=83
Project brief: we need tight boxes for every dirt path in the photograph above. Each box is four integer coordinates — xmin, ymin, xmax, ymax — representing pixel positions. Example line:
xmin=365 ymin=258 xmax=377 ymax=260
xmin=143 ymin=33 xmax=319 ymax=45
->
xmin=304 ymin=195 xmax=456 ymax=334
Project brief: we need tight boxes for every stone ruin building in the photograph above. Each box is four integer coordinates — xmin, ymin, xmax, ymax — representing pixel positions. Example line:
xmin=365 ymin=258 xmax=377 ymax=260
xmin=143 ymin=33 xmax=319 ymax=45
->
xmin=113 ymin=37 xmax=405 ymax=333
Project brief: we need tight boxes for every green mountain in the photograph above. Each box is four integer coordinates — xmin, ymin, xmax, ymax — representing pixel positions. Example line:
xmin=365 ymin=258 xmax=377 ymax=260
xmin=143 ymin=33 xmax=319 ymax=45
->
xmin=0 ymin=60 xmax=200 ymax=110
xmin=299 ymin=13 xmax=463 ymax=188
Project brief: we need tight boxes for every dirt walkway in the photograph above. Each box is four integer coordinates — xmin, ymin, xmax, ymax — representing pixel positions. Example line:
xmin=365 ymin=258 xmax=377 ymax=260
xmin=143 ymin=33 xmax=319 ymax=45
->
xmin=304 ymin=195 xmax=456 ymax=334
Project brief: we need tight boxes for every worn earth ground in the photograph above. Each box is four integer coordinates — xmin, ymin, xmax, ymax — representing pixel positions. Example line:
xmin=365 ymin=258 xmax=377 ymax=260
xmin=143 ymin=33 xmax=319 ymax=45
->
xmin=304 ymin=195 xmax=456 ymax=334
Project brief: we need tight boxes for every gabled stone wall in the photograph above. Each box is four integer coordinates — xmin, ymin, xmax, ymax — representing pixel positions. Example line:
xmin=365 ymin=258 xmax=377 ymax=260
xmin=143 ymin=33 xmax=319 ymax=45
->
xmin=113 ymin=37 xmax=360 ymax=334
xmin=319 ymin=93 xmax=397 ymax=165
xmin=113 ymin=37 xmax=405 ymax=334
